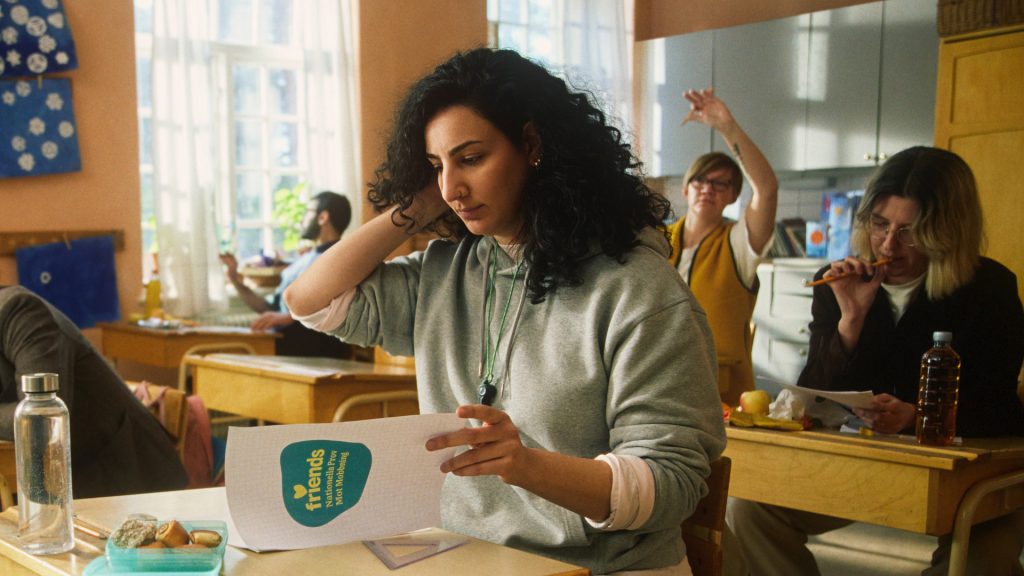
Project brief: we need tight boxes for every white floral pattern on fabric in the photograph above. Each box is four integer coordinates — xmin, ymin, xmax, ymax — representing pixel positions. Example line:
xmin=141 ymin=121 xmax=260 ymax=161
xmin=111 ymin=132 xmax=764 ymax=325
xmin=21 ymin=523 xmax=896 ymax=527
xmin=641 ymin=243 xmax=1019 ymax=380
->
xmin=0 ymin=0 xmax=77 ymax=78
xmin=1 ymin=77 xmax=80 ymax=176
xmin=25 ymin=15 xmax=44 ymax=36
xmin=26 ymin=51 xmax=45 ymax=72
xmin=9 ymin=5 xmax=27 ymax=25
xmin=27 ymin=116 xmax=43 ymax=135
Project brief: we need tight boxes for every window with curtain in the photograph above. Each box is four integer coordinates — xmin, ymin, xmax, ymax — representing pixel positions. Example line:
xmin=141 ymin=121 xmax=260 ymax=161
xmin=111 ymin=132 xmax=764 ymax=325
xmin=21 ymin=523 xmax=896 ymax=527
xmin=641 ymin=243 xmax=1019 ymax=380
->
xmin=133 ymin=0 xmax=357 ymax=317
xmin=487 ymin=0 xmax=634 ymax=131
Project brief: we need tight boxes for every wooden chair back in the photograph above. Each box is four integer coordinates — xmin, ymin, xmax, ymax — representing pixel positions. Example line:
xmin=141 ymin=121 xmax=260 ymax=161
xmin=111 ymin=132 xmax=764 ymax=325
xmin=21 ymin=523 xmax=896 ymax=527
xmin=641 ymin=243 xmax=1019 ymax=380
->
xmin=177 ymin=342 xmax=256 ymax=391
xmin=682 ymin=456 xmax=732 ymax=576
xmin=374 ymin=345 xmax=416 ymax=368
xmin=0 ymin=468 xmax=12 ymax=512
xmin=332 ymin=390 xmax=419 ymax=422
xmin=127 ymin=381 xmax=189 ymax=459
xmin=178 ymin=342 xmax=256 ymax=426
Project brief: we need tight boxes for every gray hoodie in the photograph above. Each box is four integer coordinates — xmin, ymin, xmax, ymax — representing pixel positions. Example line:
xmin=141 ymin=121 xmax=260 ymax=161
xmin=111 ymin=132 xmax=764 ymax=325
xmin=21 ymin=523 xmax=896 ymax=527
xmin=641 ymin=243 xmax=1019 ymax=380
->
xmin=330 ymin=227 xmax=726 ymax=573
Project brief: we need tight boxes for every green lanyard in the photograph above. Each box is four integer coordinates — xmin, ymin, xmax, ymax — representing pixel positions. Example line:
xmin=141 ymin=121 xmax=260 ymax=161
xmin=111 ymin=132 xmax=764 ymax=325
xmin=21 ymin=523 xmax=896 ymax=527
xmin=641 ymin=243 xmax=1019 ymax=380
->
xmin=478 ymin=254 xmax=524 ymax=405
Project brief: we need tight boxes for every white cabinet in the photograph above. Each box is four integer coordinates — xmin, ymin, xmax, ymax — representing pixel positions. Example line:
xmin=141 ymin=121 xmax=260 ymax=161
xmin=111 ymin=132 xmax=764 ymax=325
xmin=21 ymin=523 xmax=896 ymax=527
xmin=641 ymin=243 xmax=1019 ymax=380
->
xmin=712 ymin=15 xmax=810 ymax=172
xmin=751 ymin=259 xmax=827 ymax=395
xmin=804 ymin=2 xmax=884 ymax=169
xmin=875 ymin=0 xmax=938 ymax=162
xmin=639 ymin=0 xmax=937 ymax=175
xmin=804 ymin=0 xmax=937 ymax=169
xmin=638 ymin=31 xmax=713 ymax=177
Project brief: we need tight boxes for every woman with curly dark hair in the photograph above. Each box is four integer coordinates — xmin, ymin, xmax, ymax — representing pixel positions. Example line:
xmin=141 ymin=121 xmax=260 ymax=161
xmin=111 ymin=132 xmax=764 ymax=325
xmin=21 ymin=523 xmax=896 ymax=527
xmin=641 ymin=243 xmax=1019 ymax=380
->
xmin=285 ymin=48 xmax=724 ymax=574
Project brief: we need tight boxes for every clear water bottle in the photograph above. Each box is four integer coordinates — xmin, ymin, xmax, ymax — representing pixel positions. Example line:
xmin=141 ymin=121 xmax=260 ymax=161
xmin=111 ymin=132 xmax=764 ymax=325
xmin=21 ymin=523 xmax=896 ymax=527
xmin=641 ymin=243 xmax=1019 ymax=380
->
xmin=915 ymin=331 xmax=961 ymax=446
xmin=14 ymin=373 xmax=74 ymax=554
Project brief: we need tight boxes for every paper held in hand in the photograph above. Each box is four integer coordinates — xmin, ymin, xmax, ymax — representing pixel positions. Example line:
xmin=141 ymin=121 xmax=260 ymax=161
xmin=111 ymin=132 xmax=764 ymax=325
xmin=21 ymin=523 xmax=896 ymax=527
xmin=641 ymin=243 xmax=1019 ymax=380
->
xmin=769 ymin=379 xmax=875 ymax=410
xmin=224 ymin=413 xmax=464 ymax=552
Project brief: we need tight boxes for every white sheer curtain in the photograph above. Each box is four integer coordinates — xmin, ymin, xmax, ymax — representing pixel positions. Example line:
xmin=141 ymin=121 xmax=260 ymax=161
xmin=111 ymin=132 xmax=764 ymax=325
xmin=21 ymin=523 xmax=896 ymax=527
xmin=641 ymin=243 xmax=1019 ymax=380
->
xmin=149 ymin=0 xmax=223 ymax=318
xmin=548 ymin=0 xmax=633 ymax=129
xmin=298 ymin=0 xmax=360 ymax=211
xmin=146 ymin=0 xmax=357 ymax=318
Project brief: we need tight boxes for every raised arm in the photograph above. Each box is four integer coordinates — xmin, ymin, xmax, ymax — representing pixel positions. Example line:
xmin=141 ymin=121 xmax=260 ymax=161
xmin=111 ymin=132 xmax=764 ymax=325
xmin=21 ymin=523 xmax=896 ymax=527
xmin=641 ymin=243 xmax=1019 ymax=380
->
xmin=283 ymin=185 xmax=449 ymax=317
xmin=683 ymin=88 xmax=778 ymax=253
xmin=219 ymin=253 xmax=272 ymax=313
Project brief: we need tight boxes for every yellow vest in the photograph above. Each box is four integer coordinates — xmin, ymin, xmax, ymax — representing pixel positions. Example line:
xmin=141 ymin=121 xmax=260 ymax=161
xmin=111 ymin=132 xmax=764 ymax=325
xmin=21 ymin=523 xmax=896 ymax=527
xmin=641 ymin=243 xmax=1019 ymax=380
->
xmin=666 ymin=217 xmax=757 ymax=406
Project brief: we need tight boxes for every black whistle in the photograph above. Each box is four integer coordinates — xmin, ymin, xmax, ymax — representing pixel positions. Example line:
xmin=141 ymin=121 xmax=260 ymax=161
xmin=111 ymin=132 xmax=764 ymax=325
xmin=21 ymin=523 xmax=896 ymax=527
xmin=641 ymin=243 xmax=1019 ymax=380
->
xmin=478 ymin=380 xmax=497 ymax=406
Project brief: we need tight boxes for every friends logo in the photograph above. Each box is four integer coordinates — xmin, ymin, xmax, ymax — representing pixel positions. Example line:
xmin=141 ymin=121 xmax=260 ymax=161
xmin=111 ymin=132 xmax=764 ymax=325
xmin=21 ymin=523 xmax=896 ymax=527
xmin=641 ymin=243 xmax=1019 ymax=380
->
xmin=280 ymin=440 xmax=372 ymax=527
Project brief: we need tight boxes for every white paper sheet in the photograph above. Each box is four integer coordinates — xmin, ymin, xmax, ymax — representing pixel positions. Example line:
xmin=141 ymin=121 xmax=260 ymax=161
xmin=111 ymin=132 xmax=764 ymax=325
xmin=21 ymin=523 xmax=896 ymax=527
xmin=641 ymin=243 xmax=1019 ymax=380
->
xmin=773 ymin=380 xmax=875 ymax=409
xmin=224 ymin=413 xmax=463 ymax=552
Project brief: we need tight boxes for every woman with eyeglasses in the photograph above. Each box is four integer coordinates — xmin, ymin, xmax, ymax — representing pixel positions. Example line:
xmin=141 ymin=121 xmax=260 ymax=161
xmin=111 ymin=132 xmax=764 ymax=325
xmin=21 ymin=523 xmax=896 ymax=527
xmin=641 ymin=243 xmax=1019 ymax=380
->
xmin=726 ymin=146 xmax=1024 ymax=576
xmin=665 ymin=88 xmax=779 ymax=405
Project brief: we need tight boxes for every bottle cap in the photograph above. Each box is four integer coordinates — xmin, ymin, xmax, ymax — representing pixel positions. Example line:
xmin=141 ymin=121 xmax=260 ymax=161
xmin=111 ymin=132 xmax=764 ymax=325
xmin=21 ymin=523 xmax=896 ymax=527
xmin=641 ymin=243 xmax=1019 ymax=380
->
xmin=21 ymin=373 xmax=59 ymax=393
xmin=933 ymin=331 xmax=952 ymax=344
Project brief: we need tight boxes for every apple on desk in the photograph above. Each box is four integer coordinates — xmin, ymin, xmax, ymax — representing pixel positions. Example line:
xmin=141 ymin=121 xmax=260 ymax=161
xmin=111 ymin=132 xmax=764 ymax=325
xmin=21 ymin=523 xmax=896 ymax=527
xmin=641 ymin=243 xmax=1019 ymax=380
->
xmin=738 ymin=389 xmax=771 ymax=416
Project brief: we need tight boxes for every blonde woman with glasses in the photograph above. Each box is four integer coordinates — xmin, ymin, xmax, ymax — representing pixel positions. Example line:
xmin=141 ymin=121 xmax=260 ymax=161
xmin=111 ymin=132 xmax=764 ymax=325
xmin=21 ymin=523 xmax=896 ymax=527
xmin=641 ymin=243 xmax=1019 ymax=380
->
xmin=665 ymin=88 xmax=779 ymax=406
xmin=726 ymin=146 xmax=1024 ymax=576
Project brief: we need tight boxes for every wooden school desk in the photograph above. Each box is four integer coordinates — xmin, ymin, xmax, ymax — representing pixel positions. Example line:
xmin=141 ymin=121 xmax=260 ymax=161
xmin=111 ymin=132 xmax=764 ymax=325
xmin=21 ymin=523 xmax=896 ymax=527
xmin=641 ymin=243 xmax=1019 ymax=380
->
xmin=0 ymin=487 xmax=589 ymax=576
xmin=98 ymin=322 xmax=278 ymax=370
xmin=188 ymin=354 xmax=418 ymax=424
xmin=724 ymin=426 xmax=1024 ymax=576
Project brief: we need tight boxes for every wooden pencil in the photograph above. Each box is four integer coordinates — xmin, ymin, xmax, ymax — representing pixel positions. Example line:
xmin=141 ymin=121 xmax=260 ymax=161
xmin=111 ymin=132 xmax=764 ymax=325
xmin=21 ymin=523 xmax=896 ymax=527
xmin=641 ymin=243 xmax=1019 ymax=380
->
xmin=803 ymin=259 xmax=892 ymax=287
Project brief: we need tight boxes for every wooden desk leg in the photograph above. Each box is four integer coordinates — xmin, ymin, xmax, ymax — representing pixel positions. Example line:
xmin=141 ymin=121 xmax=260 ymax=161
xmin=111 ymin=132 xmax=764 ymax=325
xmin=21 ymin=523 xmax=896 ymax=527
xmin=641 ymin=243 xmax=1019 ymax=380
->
xmin=948 ymin=468 xmax=1024 ymax=576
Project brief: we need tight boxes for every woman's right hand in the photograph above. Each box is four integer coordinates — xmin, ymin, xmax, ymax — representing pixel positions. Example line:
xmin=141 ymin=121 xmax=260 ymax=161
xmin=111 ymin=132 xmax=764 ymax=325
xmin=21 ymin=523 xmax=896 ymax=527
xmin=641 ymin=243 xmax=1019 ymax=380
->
xmin=409 ymin=180 xmax=449 ymax=231
xmin=285 ymin=181 xmax=448 ymax=318
xmin=826 ymin=257 xmax=886 ymax=351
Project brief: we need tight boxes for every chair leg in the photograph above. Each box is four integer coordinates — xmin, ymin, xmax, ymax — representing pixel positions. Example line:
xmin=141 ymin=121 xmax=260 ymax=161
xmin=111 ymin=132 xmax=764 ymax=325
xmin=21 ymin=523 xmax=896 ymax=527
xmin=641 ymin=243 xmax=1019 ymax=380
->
xmin=0 ymin=473 xmax=13 ymax=512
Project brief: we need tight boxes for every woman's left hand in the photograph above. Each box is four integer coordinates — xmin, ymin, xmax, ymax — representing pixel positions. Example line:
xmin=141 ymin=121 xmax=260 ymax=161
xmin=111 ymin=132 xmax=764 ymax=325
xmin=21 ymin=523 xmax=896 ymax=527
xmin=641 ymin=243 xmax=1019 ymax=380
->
xmin=853 ymin=393 xmax=916 ymax=434
xmin=425 ymin=404 xmax=533 ymax=484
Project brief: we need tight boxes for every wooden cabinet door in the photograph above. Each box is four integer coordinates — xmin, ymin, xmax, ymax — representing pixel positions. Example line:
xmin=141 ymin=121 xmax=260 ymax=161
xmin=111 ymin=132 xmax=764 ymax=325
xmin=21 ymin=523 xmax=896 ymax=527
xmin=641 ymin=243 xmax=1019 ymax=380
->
xmin=935 ymin=27 xmax=1024 ymax=302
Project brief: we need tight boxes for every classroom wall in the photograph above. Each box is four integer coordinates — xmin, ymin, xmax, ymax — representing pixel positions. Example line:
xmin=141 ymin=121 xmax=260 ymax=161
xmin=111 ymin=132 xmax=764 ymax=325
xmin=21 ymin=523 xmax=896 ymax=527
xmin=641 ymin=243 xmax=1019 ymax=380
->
xmin=0 ymin=0 xmax=488 ymax=328
xmin=355 ymin=0 xmax=488 ymax=229
xmin=0 ymin=1 xmax=143 ymax=333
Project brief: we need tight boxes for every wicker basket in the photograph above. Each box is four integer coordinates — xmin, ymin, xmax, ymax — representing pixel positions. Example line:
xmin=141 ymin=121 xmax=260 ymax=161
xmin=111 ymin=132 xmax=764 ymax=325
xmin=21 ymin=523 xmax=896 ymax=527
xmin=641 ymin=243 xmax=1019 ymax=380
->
xmin=938 ymin=0 xmax=1024 ymax=36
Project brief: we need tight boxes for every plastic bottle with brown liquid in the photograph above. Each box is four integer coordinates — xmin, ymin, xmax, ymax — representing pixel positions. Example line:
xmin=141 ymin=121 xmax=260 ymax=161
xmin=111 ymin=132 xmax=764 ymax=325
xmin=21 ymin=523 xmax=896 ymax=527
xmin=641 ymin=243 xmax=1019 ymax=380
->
xmin=915 ymin=331 xmax=960 ymax=446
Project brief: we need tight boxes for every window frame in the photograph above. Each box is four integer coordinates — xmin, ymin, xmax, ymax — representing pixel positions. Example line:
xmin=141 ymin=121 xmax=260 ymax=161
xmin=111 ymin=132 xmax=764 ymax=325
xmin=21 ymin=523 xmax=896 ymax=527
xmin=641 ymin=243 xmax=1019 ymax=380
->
xmin=211 ymin=42 xmax=309 ymax=260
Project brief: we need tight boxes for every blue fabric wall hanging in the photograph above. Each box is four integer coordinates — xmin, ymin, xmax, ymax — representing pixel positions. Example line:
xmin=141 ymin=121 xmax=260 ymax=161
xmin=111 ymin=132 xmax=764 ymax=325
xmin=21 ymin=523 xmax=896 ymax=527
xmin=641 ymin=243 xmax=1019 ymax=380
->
xmin=0 ymin=0 xmax=78 ymax=77
xmin=0 ymin=77 xmax=80 ymax=177
xmin=15 ymin=235 xmax=121 ymax=328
